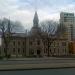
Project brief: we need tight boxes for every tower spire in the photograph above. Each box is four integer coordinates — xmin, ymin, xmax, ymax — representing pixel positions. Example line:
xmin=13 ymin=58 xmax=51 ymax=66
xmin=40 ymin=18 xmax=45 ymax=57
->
xmin=33 ymin=0 xmax=39 ymax=27
xmin=33 ymin=11 xmax=39 ymax=27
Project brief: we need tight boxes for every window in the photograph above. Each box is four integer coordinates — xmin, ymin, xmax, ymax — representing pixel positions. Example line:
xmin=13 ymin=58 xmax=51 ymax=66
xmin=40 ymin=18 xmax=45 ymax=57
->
xmin=64 ymin=48 xmax=67 ymax=54
xmin=44 ymin=48 xmax=46 ymax=53
xmin=4 ymin=48 xmax=6 ymax=53
xmin=37 ymin=40 xmax=40 ymax=45
xmin=37 ymin=50 xmax=41 ymax=55
xmin=57 ymin=42 xmax=59 ymax=46
xmin=58 ymin=48 xmax=59 ymax=55
xmin=13 ymin=48 xmax=15 ymax=54
xmin=31 ymin=50 xmax=34 ymax=55
xmin=54 ymin=42 xmax=56 ymax=46
xmin=64 ymin=18 xmax=67 ymax=22
xmin=23 ymin=42 xmax=25 ymax=45
xmin=54 ymin=48 xmax=55 ymax=53
xmin=18 ymin=48 xmax=20 ymax=54
xmin=18 ymin=41 xmax=20 ymax=45
xmin=46 ymin=49 xmax=48 ymax=53
xmin=30 ymin=41 xmax=32 ymax=45
xmin=13 ymin=41 xmax=15 ymax=46
xmin=62 ymin=42 xmax=66 ymax=46
xmin=23 ymin=48 xmax=24 ymax=53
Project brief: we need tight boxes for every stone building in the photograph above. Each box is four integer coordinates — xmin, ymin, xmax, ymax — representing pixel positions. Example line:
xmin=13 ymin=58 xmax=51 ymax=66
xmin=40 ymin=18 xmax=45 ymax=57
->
xmin=49 ymin=38 xmax=69 ymax=56
xmin=0 ymin=11 xmax=69 ymax=58
xmin=1 ymin=33 xmax=26 ymax=57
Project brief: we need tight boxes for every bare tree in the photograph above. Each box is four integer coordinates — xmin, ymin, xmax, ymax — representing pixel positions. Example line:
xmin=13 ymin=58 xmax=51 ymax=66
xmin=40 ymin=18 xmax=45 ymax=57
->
xmin=0 ymin=18 xmax=25 ymax=57
xmin=40 ymin=20 xmax=58 ymax=57
xmin=55 ymin=23 xmax=66 ymax=37
xmin=0 ymin=18 xmax=10 ymax=57
xmin=40 ymin=20 xmax=58 ymax=35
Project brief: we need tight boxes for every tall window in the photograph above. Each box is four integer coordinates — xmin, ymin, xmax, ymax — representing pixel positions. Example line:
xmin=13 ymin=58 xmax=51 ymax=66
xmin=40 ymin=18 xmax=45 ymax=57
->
xmin=18 ymin=41 xmax=20 ymax=45
xmin=23 ymin=42 xmax=25 ymax=45
xmin=13 ymin=41 xmax=15 ymax=46
xmin=46 ymin=49 xmax=48 ymax=53
xmin=57 ymin=42 xmax=59 ymax=46
xmin=4 ymin=48 xmax=6 ymax=53
xmin=18 ymin=48 xmax=20 ymax=54
xmin=13 ymin=48 xmax=15 ymax=54
xmin=23 ymin=48 xmax=24 ymax=53
xmin=58 ymin=48 xmax=59 ymax=56
xmin=30 ymin=41 xmax=32 ymax=45
xmin=54 ymin=48 xmax=55 ymax=53
xmin=54 ymin=42 xmax=56 ymax=47
xmin=37 ymin=40 xmax=40 ymax=45
xmin=65 ymin=48 xmax=67 ymax=54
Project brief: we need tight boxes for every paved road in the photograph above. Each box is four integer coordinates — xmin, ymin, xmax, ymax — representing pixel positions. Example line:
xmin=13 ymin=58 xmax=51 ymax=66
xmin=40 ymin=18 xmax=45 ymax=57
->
xmin=0 ymin=58 xmax=75 ymax=70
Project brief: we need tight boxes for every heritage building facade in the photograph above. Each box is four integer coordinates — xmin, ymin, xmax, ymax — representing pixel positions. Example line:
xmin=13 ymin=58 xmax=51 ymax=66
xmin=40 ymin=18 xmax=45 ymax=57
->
xmin=0 ymin=12 xmax=69 ymax=58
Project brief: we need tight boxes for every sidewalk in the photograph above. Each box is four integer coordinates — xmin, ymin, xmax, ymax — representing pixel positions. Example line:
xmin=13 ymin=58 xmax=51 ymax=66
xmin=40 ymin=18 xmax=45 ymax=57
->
xmin=8 ymin=57 xmax=75 ymax=61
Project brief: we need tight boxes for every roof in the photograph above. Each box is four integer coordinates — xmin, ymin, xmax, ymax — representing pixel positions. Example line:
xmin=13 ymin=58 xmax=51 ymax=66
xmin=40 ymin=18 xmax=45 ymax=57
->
xmin=11 ymin=33 xmax=27 ymax=38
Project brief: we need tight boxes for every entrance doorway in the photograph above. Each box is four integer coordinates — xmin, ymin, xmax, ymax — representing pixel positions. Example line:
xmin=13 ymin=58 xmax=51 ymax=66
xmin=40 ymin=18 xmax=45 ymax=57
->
xmin=37 ymin=50 xmax=41 ymax=57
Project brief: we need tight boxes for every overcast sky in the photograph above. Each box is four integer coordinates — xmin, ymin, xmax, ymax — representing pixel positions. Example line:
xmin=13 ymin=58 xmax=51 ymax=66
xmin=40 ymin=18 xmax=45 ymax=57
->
xmin=0 ymin=0 xmax=75 ymax=29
